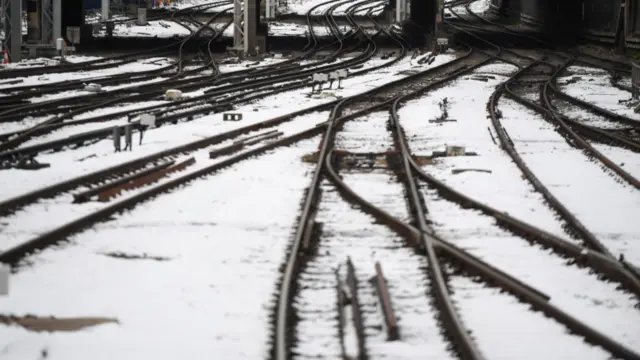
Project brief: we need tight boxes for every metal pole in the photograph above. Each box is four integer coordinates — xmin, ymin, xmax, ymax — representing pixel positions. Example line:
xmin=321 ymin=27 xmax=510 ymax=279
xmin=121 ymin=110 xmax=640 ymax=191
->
xmin=53 ymin=0 xmax=61 ymax=40
xmin=102 ymin=0 xmax=110 ymax=21
xmin=233 ymin=0 xmax=243 ymax=50
xmin=41 ymin=0 xmax=52 ymax=44
xmin=244 ymin=0 xmax=257 ymax=55
xmin=10 ymin=0 xmax=22 ymax=62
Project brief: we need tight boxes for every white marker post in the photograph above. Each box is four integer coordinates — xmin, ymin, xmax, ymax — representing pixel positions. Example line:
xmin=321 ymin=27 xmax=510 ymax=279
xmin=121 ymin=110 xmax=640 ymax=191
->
xmin=328 ymin=71 xmax=339 ymax=89
xmin=312 ymin=73 xmax=329 ymax=93
xmin=139 ymin=113 xmax=156 ymax=145
xmin=336 ymin=69 xmax=348 ymax=88
xmin=55 ymin=37 xmax=65 ymax=60
xmin=0 ymin=264 xmax=9 ymax=296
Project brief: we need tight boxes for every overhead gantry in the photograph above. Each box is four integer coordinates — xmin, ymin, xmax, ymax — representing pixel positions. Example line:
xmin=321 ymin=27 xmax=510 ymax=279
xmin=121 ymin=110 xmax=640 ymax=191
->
xmin=2 ymin=0 xmax=67 ymax=63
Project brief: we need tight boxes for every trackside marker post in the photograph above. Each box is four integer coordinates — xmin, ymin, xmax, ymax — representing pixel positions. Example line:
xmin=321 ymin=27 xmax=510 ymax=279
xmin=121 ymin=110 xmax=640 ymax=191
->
xmin=0 ymin=264 xmax=9 ymax=295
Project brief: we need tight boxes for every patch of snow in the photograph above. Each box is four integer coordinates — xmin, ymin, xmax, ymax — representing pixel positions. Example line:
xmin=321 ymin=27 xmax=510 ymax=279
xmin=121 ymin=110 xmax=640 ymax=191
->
xmin=0 ymin=52 xmax=456 ymax=204
xmin=468 ymin=0 xmax=491 ymax=14
xmin=0 ymin=136 xmax=320 ymax=360
xmin=450 ymin=276 xmax=612 ymax=360
xmin=399 ymin=63 xmax=570 ymax=242
xmin=94 ymin=20 xmax=192 ymax=38
xmin=332 ymin=112 xmax=453 ymax=359
xmin=559 ymin=65 xmax=640 ymax=123
xmin=499 ymin=98 xmax=640 ymax=263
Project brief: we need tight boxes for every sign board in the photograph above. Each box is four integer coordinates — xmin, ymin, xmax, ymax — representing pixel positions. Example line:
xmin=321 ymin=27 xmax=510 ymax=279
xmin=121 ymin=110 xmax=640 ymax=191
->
xmin=0 ymin=264 xmax=8 ymax=295
xmin=336 ymin=69 xmax=348 ymax=79
xmin=140 ymin=114 xmax=156 ymax=127
xmin=329 ymin=71 xmax=339 ymax=80
xmin=313 ymin=73 xmax=329 ymax=82
xmin=437 ymin=38 xmax=449 ymax=45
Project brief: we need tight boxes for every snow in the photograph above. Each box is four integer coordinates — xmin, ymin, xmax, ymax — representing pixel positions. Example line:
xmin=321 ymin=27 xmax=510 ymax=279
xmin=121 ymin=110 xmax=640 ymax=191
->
xmin=332 ymin=113 xmax=454 ymax=359
xmin=0 ymin=57 xmax=174 ymax=92
xmin=0 ymin=137 xmax=320 ymax=360
xmin=280 ymin=0 xmax=383 ymax=16
xmin=400 ymin=63 xmax=570 ymax=242
xmin=445 ymin=0 xmax=491 ymax=17
xmin=0 ymin=56 xmax=105 ymax=72
xmin=397 ymin=61 xmax=640 ymax=264
xmin=558 ymin=65 xmax=640 ymax=123
xmin=4 ymin=35 xmax=638 ymax=358
xmin=297 ymin=146 xmax=453 ymax=358
xmin=499 ymin=99 xmax=640 ymax=264
xmin=467 ymin=0 xmax=491 ymax=14
xmin=91 ymin=18 xmax=378 ymax=39
xmin=92 ymin=20 xmax=236 ymax=38
xmin=154 ymin=0 xmax=234 ymax=12
xmin=396 ymin=61 xmax=640 ymax=355
xmin=269 ymin=22 xmax=379 ymax=37
xmin=449 ymin=276 xmax=612 ymax=360
xmin=0 ymin=52 xmax=455 ymax=203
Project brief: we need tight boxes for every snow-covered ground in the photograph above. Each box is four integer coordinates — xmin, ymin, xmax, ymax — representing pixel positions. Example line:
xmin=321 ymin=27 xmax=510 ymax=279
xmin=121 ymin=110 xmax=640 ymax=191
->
xmin=398 ymin=62 xmax=640 ymax=356
xmin=92 ymin=19 xmax=234 ymax=38
xmin=269 ymin=22 xmax=379 ymax=37
xmin=91 ymin=18 xmax=378 ymax=38
xmin=444 ymin=0 xmax=491 ymax=17
xmin=0 ymin=58 xmax=173 ymax=92
xmin=558 ymin=65 xmax=640 ymax=124
xmin=153 ymin=0 xmax=234 ymax=12
xmin=0 ymin=52 xmax=461 ymax=359
xmin=0 ymin=52 xmax=455 ymax=251
xmin=2 ymin=7 xmax=640 ymax=356
xmin=0 ymin=137 xmax=320 ymax=360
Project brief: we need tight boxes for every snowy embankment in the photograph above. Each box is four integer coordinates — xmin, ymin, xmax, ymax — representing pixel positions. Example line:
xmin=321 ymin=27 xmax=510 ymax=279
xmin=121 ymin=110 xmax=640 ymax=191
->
xmin=0 ymin=52 xmax=456 ymax=359
xmin=397 ymin=62 xmax=640 ymax=357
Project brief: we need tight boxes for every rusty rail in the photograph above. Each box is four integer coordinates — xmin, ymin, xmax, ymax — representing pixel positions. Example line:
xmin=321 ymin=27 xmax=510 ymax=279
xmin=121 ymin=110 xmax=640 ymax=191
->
xmin=0 ymin=101 xmax=339 ymax=218
xmin=96 ymin=157 xmax=196 ymax=202
xmin=209 ymin=131 xmax=283 ymax=159
xmin=73 ymin=161 xmax=176 ymax=203
xmin=372 ymin=262 xmax=399 ymax=341
xmin=345 ymin=258 xmax=368 ymax=360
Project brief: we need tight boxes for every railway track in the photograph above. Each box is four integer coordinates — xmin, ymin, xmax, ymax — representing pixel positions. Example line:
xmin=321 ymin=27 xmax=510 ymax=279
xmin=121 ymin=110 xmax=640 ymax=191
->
xmin=2 ymin=0 xmax=639 ymax=358
xmin=0 ymin=0 xmax=409 ymax=166
xmin=272 ymin=44 xmax=494 ymax=360
xmin=0 ymin=0 xmax=411 ymax=263
xmin=268 ymin=2 xmax=640 ymax=359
